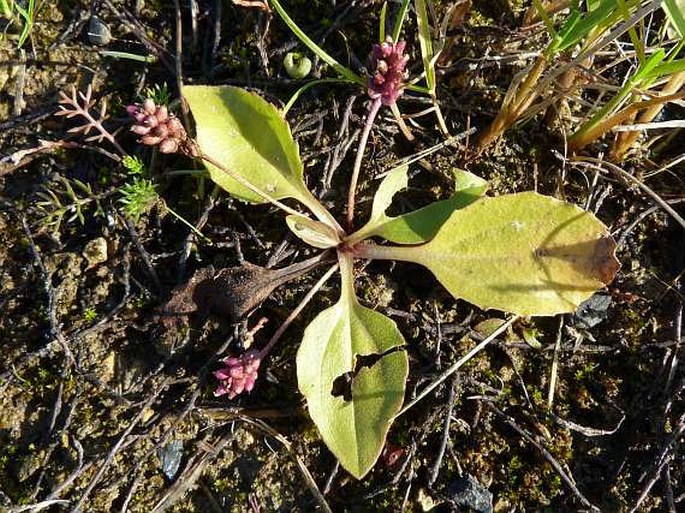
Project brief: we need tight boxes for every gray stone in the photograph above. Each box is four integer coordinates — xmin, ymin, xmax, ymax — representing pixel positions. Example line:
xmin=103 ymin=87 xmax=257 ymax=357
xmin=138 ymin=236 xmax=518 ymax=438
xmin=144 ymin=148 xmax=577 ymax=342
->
xmin=87 ymin=16 xmax=111 ymax=46
xmin=447 ymin=474 xmax=493 ymax=513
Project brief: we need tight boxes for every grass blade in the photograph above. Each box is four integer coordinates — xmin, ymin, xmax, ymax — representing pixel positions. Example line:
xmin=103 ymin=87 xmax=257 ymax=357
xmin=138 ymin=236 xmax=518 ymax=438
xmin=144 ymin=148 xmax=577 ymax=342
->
xmin=662 ymin=0 xmax=685 ymax=39
xmin=414 ymin=0 xmax=436 ymax=94
xmin=391 ymin=0 xmax=411 ymax=42
xmin=379 ymin=1 xmax=387 ymax=42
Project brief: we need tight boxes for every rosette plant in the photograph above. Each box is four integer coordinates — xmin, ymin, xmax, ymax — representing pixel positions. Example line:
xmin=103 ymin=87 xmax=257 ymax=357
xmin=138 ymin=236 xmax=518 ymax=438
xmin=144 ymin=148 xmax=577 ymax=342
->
xmin=120 ymin=6 xmax=621 ymax=477
xmin=177 ymin=78 xmax=619 ymax=477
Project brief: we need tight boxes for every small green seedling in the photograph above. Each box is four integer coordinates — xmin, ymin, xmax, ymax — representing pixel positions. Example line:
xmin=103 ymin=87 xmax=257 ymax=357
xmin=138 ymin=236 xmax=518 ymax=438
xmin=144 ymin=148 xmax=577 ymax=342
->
xmin=0 ymin=0 xmax=38 ymax=48
xmin=180 ymin=84 xmax=619 ymax=478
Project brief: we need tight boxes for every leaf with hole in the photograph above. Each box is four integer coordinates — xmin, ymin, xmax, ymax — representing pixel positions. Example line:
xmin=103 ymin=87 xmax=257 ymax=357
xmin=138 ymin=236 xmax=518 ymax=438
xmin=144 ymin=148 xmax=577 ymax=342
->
xmin=297 ymin=256 xmax=408 ymax=478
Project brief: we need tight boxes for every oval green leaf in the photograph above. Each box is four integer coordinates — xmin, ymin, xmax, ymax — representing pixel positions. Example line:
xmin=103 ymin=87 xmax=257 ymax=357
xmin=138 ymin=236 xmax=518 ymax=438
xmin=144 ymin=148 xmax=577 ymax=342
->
xmin=183 ymin=85 xmax=312 ymax=204
xmin=349 ymin=168 xmax=488 ymax=245
xmin=389 ymin=192 xmax=619 ymax=316
xmin=297 ymin=261 xmax=408 ymax=478
xmin=286 ymin=215 xmax=340 ymax=249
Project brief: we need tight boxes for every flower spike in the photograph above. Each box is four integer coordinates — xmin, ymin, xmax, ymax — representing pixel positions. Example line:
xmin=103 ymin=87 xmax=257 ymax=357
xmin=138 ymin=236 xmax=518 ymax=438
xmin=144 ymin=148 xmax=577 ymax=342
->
xmin=213 ymin=350 xmax=262 ymax=399
xmin=368 ymin=38 xmax=409 ymax=106
xmin=127 ymin=99 xmax=188 ymax=154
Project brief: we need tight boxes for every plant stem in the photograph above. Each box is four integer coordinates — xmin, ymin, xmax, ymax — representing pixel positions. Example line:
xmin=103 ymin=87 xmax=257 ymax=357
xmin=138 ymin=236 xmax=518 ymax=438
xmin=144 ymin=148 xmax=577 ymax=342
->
xmin=353 ymin=240 xmax=419 ymax=263
xmin=199 ymin=152 xmax=304 ymax=217
xmin=163 ymin=202 xmax=212 ymax=244
xmin=199 ymin=151 xmax=343 ymax=235
xmin=258 ymin=263 xmax=339 ymax=360
xmin=346 ymin=97 xmax=383 ymax=232
xmin=337 ymin=250 xmax=357 ymax=301
xmin=389 ymin=102 xmax=414 ymax=141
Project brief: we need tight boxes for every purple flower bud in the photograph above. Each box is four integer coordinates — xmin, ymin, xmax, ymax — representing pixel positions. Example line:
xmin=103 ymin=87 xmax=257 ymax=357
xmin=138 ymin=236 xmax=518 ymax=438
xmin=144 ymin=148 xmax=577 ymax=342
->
xmin=127 ymin=98 xmax=188 ymax=154
xmin=158 ymin=138 xmax=179 ymax=154
xmin=141 ymin=134 xmax=163 ymax=146
xmin=143 ymin=98 xmax=156 ymax=114
xmin=155 ymin=105 xmax=169 ymax=123
xmin=131 ymin=124 xmax=151 ymax=135
xmin=368 ymin=38 xmax=409 ymax=105
xmin=153 ymin=124 xmax=169 ymax=138
xmin=214 ymin=350 xmax=262 ymax=399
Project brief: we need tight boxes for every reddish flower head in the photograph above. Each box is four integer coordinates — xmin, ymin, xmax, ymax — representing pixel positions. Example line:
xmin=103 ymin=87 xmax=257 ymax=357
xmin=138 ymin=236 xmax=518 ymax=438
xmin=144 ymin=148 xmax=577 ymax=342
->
xmin=368 ymin=38 xmax=409 ymax=105
xmin=213 ymin=350 xmax=261 ymax=399
xmin=127 ymin=99 xmax=187 ymax=154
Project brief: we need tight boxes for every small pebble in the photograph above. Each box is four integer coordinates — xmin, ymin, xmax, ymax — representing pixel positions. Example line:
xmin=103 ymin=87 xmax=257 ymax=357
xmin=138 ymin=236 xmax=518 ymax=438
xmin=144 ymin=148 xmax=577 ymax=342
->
xmin=88 ymin=16 xmax=111 ymax=46
xmin=447 ymin=474 xmax=493 ymax=513
xmin=572 ymin=293 xmax=612 ymax=329
xmin=158 ymin=440 xmax=184 ymax=480
xmin=83 ymin=237 xmax=108 ymax=267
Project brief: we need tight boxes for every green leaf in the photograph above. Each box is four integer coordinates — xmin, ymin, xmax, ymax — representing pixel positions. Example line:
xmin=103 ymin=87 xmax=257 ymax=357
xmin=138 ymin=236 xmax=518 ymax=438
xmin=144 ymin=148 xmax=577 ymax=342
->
xmin=366 ymin=192 xmax=619 ymax=316
xmin=286 ymin=215 xmax=340 ymax=249
xmin=349 ymin=168 xmax=488 ymax=245
xmin=414 ymin=0 xmax=436 ymax=94
xmin=370 ymin=165 xmax=410 ymax=220
xmin=183 ymin=85 xmax=314 ymax=205
xmin=663 ymin=0 xmax=685 ymax=39
xmin=297 ymin=256 xmax=408 ymax=478
xmin=645 ymin=58 xmax=685 ymax=80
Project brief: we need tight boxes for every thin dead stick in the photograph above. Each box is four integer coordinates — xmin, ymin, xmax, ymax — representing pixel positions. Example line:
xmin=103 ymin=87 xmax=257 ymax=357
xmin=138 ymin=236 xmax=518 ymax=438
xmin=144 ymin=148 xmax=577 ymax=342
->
xmin=571 ymin=156 xmax=685 ymax=230
xmin=8 ymin=500 xmax=70 ymax=513
xmin=611 ymin=71 xmax=685 ymax=159
xmin=665 ymin=297 xmax=682 ymax=393
xmin=569 ymin=90 xmax=685 ymax=151
xmin=613 ymin=120 xmax=685 ymax=131
xmin=19 ymin=215 xmax=76 ymax=368
xmin=152 ymin=430 xmax=236 ymax=512
xmin=547 ymin=316 xmax=564 ymax=409
xmin=71 ymin=378 xmax=171 ymax=512
xmin=396 ymin=316 xmax=518 ymax=418
xmin=485 ymin=401 xmax=600 ymax=512
xmin=381 ymin=127 xmax=477 ymax=172
xmin=427 ymin=376 xmax=457 ymax=486
xmin=259 ymin=263 xmax=339 ymax=358
xmin=238 ymin=416 xmax=333 ymax=513
xmin=629 ymin=412 xmax=685 ymax=513
xmin=172 ymin=0 xmax=191 ymax=129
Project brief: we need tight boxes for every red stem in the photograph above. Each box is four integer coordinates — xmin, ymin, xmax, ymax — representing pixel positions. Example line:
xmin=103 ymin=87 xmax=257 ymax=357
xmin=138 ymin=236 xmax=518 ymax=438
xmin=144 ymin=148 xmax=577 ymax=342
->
xmin=346 ymin=97 xmax=383 ymax=232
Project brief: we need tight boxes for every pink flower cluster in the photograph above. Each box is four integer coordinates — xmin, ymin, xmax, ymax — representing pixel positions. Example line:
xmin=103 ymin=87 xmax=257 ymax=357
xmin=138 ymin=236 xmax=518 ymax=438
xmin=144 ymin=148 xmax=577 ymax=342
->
xmin=213 ymin=350 xmax=261 ymax=399
xmin=368 ymin=39 xmax=409 ymax=105
xmin=126 ymin=99 xmax=187 ymax=154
